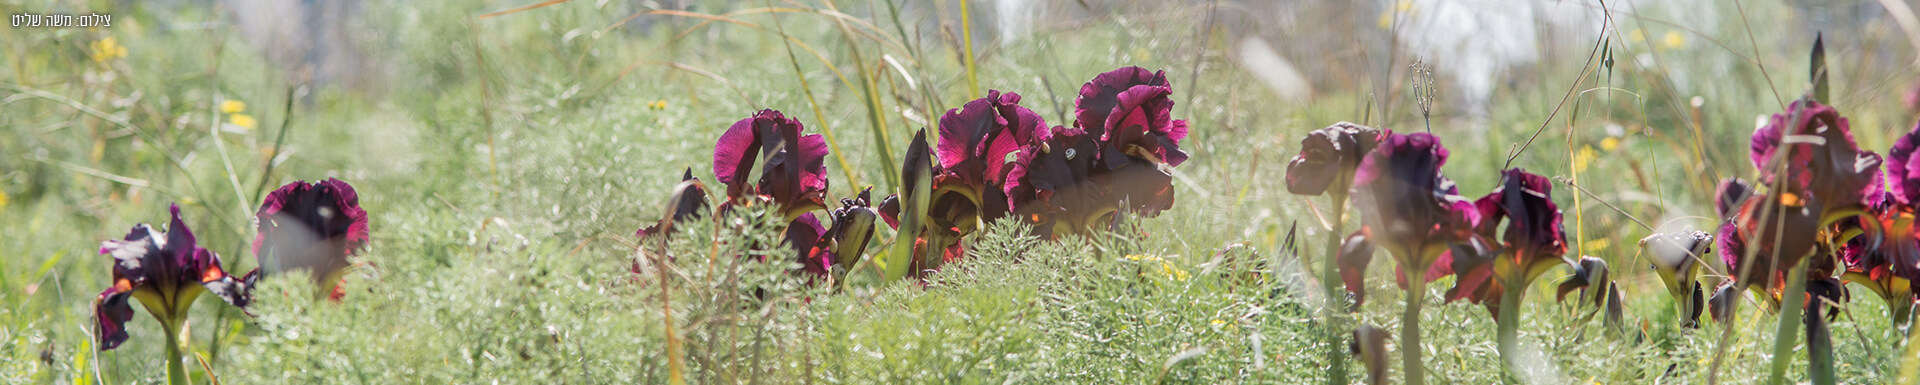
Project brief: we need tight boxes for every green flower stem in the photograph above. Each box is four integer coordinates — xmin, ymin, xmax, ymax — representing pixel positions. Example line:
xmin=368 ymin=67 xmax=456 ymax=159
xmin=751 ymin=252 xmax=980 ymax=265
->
xmin=1401 ymin=267 xmax=1426 ymax=385
xmin=1766 ymin=261 xmax=1809 ymax=385
xmin=1808 ymin=302 xmax=1834 ymax=385
xmin=1320 ymin=189 xmax=1350 ymax=385
xmin=1495 ymin=279 xmax=1525 ymax=370
xmin=160 ymin=317 xmax=190 ymax=385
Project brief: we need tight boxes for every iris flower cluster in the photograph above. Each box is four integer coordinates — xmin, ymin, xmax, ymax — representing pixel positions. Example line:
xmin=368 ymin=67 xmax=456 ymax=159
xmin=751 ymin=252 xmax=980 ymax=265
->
xmin=1707 ymin=95 xmax=1920 ymax=384
xmin=1287 ymin=126 xmax=1617 ymax=382
xmin=642 ymin=66 xmax=1191 ymax=283
xmin=93 ymin=178 xmax=368 ymax=383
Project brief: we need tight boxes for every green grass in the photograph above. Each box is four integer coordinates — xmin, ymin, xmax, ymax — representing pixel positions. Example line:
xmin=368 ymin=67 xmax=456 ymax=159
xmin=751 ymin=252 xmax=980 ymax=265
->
xmin=3 ymin=0 xmax=1918 ymax=383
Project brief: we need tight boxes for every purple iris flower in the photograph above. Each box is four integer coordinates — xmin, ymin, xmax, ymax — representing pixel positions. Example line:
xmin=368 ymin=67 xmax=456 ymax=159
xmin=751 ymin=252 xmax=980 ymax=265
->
xmin=250 ymin=178 xmax=369 ymax=301
xmin=95 ymin=205 xmax=249 ymax=350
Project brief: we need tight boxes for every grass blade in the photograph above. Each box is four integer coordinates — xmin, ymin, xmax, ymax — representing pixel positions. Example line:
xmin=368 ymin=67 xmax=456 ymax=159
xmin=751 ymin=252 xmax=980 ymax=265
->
xmin=959 ymin=0 xmax=980 ymax=99
xmin=763 ymin=0 xmax=862 ymax=189
xmin=821 ymin=0 xmax=898 ymax=191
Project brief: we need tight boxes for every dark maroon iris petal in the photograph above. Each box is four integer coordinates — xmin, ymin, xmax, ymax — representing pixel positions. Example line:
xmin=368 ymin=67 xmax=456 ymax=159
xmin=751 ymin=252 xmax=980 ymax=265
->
xmin=1285 ymin=122 xmax=1384 ymax=196
xmin=877 ymin=193 xmax=901 ymax=229
xmin=1103 ymin=157 xmax=1176 ymax=216
xmin=1718 ymin=192 xmax=1823 ymax=289
xmin=936 ymin=93 xmax=1000 ymax=188
xmin=1074 ymin=67 xmax=1169 ymax=140
xmin=94 ymin=284 xmax=135 ymax=350
xmin=1707 ymin=281 xmax=1739 ymax=323
xmin=1430 ymin=169 xmax=1564 ymax=317
xmin=1436 ymin=239 xmax=1500 ymax=316
xmin=1351 ymin=132 xmax=1473 ymax=267
xmin=1005 ymin=126 xmax=1112 ymax=237
xmin=638 ymin=169 xmax=711 ymax=238
xmin=1286 ymin=131 xmax=1341 ymax=196
xmin=1849 ymin=195 xmax=1920 ymax=302
xmin=94 ymin=205 xmax=246 ymax=351
xmin=1839 ymin=236 xmax=1873 ymax=273
xmin=252 ymin=178 xmax=370 ymax=298
xmin=1888 ymin=125 xmax=1920 ymax=208
xmin=1750 ymin=99 xmax=1880 ymax=214
xmin=713 ymin=109 xmax=830 ymax=215
xmin=935 ymin=90 xmax=1050 ymax=226
xmin=788 ymin=213 xmax=831 ymax=278
xmin=1337 ymin=232 xmax=1375 ymax=311
xmin=1715 ymin=221 xmax=1747 ymax=275
xmin=1715 ymin=178 xmax=1751 ymax=219
xmin=1098 ymin=83 xmax=1189 ymax=168
xmin=1479 ymin=169 xmax=1567 ymax=260
xmin=1805 ymin=278 xmax=1849 ymax=321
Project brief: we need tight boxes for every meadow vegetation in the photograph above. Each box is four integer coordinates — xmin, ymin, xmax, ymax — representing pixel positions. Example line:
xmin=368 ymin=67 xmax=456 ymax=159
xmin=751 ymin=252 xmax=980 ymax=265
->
xmin=3 ymin=0 xmax=1920 ymax=383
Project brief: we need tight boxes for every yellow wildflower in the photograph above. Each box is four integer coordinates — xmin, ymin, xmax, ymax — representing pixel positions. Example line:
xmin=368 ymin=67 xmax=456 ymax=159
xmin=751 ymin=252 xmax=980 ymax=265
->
xmin=90 ymin=36 xmax=127 ymax=63
xmin=221 ymin=100 xmax=247 ymax=114
xmin=1661 ymin=31 xmax=1686 ymax=50
xmin=1376 ymin=1 xmax=1414 ymax=29
xmin=650 ymin=100 xmax=668 ymax=110
xmin=1573 ymin=145 xmax=1598 ymax=173
xmin=1627 ymin=29 xmax=1645 ymax=44
xmin=1159 ymin=261 xmax=1190 ymax=281
xmin=1599 ymin=137 xmax=1621 ymax=152
xmin=0 ymin=189 xmax=8 ymax=208
xmin=1211 ymin=319 xmax=1227 ymax=326
xmin=229 ymin=114 xmax=258 ymax=130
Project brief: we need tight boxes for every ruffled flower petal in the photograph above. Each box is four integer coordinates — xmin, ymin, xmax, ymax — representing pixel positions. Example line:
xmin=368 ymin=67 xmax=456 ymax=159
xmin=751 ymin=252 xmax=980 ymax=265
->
xmin=93 ymin=280 xmax=135 ymax=350
xmin=1888 ymin=124 xmax=1920 ymax=207
xmin=253 ymin=178 xmax=369 ymax=300
xmin=1351 ymin=132 xmax=1471 ymax=269
xmin=1098 ymin=84 xmax=1188 ymax=168
xmin=1285 ymin=122 xmax=1383 ymax=196
xmin=1749 ymin=99 xmax=1879 ymax=216
xmin=1074 ymin=67 xmax=1168 ymax=140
